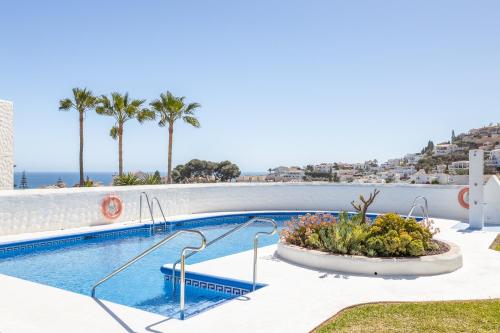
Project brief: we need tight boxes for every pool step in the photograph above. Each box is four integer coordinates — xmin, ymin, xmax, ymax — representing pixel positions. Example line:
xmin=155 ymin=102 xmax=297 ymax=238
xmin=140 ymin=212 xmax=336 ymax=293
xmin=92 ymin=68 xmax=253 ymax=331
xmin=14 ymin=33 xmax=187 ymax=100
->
xmin=161 ymin=266 xmax=265 ymax=296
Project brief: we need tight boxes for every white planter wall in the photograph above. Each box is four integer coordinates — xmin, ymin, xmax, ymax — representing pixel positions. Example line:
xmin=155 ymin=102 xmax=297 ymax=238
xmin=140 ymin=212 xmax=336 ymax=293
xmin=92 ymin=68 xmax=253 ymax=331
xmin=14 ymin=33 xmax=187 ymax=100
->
xmin=2 ymin=181 xmax=496 ymax=236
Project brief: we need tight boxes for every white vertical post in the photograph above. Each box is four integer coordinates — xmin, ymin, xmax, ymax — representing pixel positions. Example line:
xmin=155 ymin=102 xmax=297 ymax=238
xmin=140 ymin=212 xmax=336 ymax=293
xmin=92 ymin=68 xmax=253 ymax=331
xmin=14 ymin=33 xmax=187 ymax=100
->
xmin=469 ymin=149 xmax=484 ymax=229
xmin=0 ymin=100 xmax=14 ymax=190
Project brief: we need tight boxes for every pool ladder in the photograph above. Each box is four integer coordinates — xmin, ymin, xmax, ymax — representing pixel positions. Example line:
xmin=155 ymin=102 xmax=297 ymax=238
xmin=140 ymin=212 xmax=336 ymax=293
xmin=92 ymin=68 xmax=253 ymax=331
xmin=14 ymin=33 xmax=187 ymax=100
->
xmin=406 ymin=196 xmax=430 ymax=224
xmin=90 ymin=229 xmax=207 ymax=320
xmin=90 ymin=217 xmax=278 ymax=320
xmin=139 ymin=192 xmax=169 ymax=234
xmin=170 ymin=217 xmax=278 ymax=292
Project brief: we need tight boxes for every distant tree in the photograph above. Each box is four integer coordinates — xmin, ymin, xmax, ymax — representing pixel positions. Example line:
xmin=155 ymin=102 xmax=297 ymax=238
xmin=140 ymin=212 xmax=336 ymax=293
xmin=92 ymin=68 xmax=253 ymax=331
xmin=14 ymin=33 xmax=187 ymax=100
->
xmin=59 ymin=88 xmax=98 ymax=186
xmin=422 ymin=140 xmax=434 ymax=155
xmin=214 ymin=160 xmax=241 ymax=182
xmin=451 ymin=130 xmax=456 ymax=142
xmin=149 ymin=91 xmax=201 ymax=183
xmin=96 ymin=92 xmax=155 ymax=176
xmin=305 ymin=165 xmax=314 ymax=172
xmin=173 ymin=159 xmax=240 ymax=183
xmin=333 ymin=172 xmax=340 ymax=183
xmin=19 ymin=171 xmax=28 ymax=189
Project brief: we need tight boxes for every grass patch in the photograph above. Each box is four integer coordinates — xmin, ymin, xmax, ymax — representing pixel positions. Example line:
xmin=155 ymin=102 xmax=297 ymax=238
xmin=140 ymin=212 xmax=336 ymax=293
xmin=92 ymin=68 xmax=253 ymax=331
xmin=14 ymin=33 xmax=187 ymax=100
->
xmin=313 ymin=299 xmax=500 ymax=333
xmin=490 ymin=234 xmax=500 ymax=252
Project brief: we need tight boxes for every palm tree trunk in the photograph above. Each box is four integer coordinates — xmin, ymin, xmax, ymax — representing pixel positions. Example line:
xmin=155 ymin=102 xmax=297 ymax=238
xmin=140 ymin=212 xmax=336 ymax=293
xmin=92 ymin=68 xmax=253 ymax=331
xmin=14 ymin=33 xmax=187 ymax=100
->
xmin=118 ymin=124 xmax=123 ymax=176
xmin=167 ymin=124 xmax=174 ymax=184
xmin=79 ymin=111 xmax=84 ymax=186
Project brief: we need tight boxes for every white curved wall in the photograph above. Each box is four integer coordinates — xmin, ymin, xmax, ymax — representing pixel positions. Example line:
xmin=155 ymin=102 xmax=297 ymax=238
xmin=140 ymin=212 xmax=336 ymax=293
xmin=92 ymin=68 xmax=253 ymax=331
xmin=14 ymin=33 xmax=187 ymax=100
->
xmin=1 ymin=182 xmax=488 ymax=236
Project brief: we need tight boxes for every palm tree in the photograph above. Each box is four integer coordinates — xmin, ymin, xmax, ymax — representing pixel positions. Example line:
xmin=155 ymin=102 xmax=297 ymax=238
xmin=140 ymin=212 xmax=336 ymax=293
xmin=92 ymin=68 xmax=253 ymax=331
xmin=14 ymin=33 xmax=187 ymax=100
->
xmin=96 ymin=92 xmax=155 ymax=176
xmin=59 ymin=88 xmax=98 ymax=186
xmin=149 ymin=91 xmax=201 ymax=183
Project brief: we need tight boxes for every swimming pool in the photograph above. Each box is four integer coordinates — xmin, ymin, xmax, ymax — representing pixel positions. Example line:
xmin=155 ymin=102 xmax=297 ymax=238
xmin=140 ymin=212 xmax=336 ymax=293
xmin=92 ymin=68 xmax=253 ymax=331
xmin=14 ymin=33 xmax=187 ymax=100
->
xmin=0 ymin=211 xmax=393 ymax=319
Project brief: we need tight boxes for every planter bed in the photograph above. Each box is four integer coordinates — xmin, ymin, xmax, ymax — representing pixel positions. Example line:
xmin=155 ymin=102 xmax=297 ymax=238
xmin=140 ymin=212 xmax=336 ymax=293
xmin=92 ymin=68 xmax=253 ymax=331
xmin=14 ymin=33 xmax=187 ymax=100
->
xmin=276 ymin=240 xmax=462 ymax=276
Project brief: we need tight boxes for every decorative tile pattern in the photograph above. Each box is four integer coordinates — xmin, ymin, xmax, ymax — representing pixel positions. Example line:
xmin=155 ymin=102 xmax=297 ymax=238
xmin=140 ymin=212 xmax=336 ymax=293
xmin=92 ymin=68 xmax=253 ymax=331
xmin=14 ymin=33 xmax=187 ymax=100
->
xmin=0 ymin=213 xmax=292 ymax=257
xmin=165 ymin=275 xmax=251 ymax=296
xmin=0 ymin=226 xmax=148 ymax=257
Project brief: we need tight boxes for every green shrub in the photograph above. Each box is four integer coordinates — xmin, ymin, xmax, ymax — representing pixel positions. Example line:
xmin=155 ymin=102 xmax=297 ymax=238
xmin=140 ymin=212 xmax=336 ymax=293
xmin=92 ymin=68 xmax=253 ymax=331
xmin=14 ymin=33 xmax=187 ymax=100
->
xmin=365 ymin=213 xmax=437 ymax=257
xmin=113 ymin=173 xmax=142 ymax=186
xmin=280 ymin=213 xmax=337 ymax=249
xmin=281 ymin=212 xmax=438 ymax=257
xmin=142 ymin=172 xmax=162 ymax=185
xmin=82 ymin=176 xmax=95 ymax=187
xmin=113 ymin=171 xmax=163 ymax=186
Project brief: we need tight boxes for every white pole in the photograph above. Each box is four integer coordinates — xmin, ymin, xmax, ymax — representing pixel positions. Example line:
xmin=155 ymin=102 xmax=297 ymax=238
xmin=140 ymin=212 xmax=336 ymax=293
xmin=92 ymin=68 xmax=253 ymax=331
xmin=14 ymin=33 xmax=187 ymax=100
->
xmin=469 ymin=149 xmax=484 ymax=229
xmin=0 ymin=100 xmax=14 ymax=190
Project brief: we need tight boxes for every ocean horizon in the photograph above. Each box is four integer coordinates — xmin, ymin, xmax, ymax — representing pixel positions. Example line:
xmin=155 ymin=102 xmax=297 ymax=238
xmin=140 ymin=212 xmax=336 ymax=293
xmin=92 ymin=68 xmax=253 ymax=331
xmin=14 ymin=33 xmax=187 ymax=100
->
xmin=13 ymin=171 xmax=266 ymax=189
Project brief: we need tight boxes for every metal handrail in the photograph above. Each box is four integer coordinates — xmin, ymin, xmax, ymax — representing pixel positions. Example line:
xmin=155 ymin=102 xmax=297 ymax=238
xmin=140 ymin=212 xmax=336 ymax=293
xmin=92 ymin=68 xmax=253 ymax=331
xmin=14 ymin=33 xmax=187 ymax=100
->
xmin=171 ymin=217 xmax=277 ymax=291
xmin=151 ymin=197 xmax=169 ymax=232
xmin=91 ymin=229 xmax=206 ymax=319
xmin=139 ymin=192 xmax=156 ymax=234
xmin=406 ymin=196 xmax=429 ymax=224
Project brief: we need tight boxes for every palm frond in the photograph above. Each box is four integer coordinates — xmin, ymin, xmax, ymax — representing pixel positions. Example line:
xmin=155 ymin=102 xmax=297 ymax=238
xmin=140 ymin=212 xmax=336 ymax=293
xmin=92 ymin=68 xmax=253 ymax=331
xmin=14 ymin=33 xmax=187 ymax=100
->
xmin=183 ymin=116 xmax=200 ymax=128
xmin=59 ymin=87 xmax=97 ymax=113
xmin=137 ymin=108 xmax=155 ymax=123
xmin=58 ymin=98 xmax=74 ymax=111
xmin=184 ymin=102 xmax=201 ymax=115
xmin=110 ymin=126 xmax=119 ymax=140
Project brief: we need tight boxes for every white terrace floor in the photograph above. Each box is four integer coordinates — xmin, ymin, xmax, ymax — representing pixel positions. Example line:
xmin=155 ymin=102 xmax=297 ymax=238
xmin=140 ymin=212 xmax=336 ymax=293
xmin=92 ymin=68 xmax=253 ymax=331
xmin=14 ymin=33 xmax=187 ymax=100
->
xmin=1 ymin=217 xmax=499 ymax=333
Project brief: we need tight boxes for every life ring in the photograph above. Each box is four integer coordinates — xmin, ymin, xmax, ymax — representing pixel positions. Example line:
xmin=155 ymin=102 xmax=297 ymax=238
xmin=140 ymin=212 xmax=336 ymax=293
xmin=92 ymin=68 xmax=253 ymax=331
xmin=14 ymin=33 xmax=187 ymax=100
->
xmin=101 ymin=194 xmax=123 ymax=219
xmin=458 ymin=187 xmax=469 ymax=209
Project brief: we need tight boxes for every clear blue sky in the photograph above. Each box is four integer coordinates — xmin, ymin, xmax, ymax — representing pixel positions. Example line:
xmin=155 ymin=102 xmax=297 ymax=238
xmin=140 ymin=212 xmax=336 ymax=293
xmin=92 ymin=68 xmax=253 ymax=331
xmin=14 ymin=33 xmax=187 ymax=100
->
xmin=1 ymin=1 xmax=499 ymax=173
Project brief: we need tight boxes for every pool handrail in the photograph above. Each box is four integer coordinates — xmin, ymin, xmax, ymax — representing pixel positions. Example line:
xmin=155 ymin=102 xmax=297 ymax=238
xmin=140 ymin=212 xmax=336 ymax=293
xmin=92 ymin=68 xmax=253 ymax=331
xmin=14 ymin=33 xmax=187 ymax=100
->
xmin=150 ymin=197 xmax=169 ymax=232
xmin=406 ymin=196 xmax=429 ymax=224
xmin=171 ymin=217 xmax=278 ymax=292
xmin=90 ymin=229 xmax=206 ymax=320
xmin=139 ymin=192 xmax=156 ymax=234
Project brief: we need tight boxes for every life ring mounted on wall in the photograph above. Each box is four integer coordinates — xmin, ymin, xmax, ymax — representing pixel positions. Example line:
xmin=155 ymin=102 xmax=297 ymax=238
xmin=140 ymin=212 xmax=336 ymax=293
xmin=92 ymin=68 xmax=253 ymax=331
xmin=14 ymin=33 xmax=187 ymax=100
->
xmin=101 ymin=194 xmax=123 ymax=219
xmin=458 ymin=187 xmax=469 ymax=209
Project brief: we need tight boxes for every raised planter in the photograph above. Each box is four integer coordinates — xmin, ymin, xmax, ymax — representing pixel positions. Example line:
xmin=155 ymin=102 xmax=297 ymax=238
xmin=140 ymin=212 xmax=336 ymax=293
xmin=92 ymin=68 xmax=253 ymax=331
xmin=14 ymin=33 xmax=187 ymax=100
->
xmin=276 ymin=240 xmax=463 ymax=276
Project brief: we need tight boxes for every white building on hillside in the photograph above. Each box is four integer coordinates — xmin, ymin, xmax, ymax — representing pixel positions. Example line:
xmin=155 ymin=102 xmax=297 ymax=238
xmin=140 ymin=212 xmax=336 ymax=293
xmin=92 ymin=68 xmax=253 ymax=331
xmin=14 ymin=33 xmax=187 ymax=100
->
xmin=393 ymin=166 xmax=416 ymax=179
xmin=313 ymin=163 xmax=335 ymax=174
xmin=485 ymin=149 xmax=500 ymax=167
xmin=404 ymin=153 xmax=422 ymax=165
xmin=434 ymin=143 xmax=459 ymax=156
xmin=449 ymin=161 xmax=469 ymax=174
xmin=268 ymin=166 xmax=305 ymax=182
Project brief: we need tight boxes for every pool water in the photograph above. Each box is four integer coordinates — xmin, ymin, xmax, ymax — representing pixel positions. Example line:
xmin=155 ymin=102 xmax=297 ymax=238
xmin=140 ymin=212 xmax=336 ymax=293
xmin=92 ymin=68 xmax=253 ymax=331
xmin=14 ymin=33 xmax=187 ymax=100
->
xmin=0 ymin=214 xmax=294 ymax=318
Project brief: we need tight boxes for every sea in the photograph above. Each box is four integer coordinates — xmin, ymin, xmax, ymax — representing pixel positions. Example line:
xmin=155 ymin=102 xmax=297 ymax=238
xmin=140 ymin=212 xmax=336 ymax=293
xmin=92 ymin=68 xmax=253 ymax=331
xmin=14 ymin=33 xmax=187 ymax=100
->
xmin=13 ymin=171 xmax=265 ymax=189
xmin=14 ymin=172 xmax=115 ymax=189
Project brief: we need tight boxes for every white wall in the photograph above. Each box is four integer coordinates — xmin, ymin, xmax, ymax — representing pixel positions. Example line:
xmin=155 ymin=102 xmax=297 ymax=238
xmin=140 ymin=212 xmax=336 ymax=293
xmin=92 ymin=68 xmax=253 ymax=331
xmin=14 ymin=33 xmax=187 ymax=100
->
xmin=484 ymin=176 xmax=500 ymax=225
xmin=2 ymin=181 xmax=498 ymax=236
xmin=0 ymin=100 xmax=14 ymax=190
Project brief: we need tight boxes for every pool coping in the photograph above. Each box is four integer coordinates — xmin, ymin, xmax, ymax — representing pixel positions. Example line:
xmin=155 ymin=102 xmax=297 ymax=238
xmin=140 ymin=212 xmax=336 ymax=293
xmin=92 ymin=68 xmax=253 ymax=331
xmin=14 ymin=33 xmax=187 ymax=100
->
xmin=3 ymin=214 xmax=492 ymax=333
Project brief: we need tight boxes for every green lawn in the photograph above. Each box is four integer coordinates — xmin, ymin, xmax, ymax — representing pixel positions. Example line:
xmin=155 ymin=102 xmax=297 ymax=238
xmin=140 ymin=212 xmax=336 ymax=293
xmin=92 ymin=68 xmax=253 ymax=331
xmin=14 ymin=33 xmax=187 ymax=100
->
xmin=313 ymin=300 xmax=500 ymax=333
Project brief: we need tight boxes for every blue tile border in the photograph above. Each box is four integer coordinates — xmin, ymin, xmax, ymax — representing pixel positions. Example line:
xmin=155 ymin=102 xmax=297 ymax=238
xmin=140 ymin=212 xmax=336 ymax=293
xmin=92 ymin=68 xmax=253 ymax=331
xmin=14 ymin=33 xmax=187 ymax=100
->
xmin=0 ymin=211 xmax=419 ymax=257
xmin=161 ymin=267 xmax=265 ymax=296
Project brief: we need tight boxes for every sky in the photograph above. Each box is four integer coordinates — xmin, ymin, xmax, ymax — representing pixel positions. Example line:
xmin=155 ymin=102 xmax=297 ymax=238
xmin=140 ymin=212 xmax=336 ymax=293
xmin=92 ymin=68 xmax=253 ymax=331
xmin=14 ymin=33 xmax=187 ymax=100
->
xmin=1 ymin=1 xmax=499 ymax=173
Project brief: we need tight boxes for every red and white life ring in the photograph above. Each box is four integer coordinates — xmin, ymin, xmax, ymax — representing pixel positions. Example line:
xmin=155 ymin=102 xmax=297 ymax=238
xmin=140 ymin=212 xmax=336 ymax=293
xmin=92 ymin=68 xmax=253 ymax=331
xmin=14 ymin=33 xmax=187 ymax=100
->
xmin=458 ymin=187 xmax=469 ymax=209
xmin=101 ymin=194 xmax=123 ymax=219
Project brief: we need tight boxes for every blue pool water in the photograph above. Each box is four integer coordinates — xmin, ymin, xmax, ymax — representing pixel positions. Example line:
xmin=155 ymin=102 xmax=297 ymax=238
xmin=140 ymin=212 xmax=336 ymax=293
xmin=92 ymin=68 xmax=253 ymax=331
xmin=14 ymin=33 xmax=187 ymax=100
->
xmin=0 ymin=213 xmax=296 ymax=318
